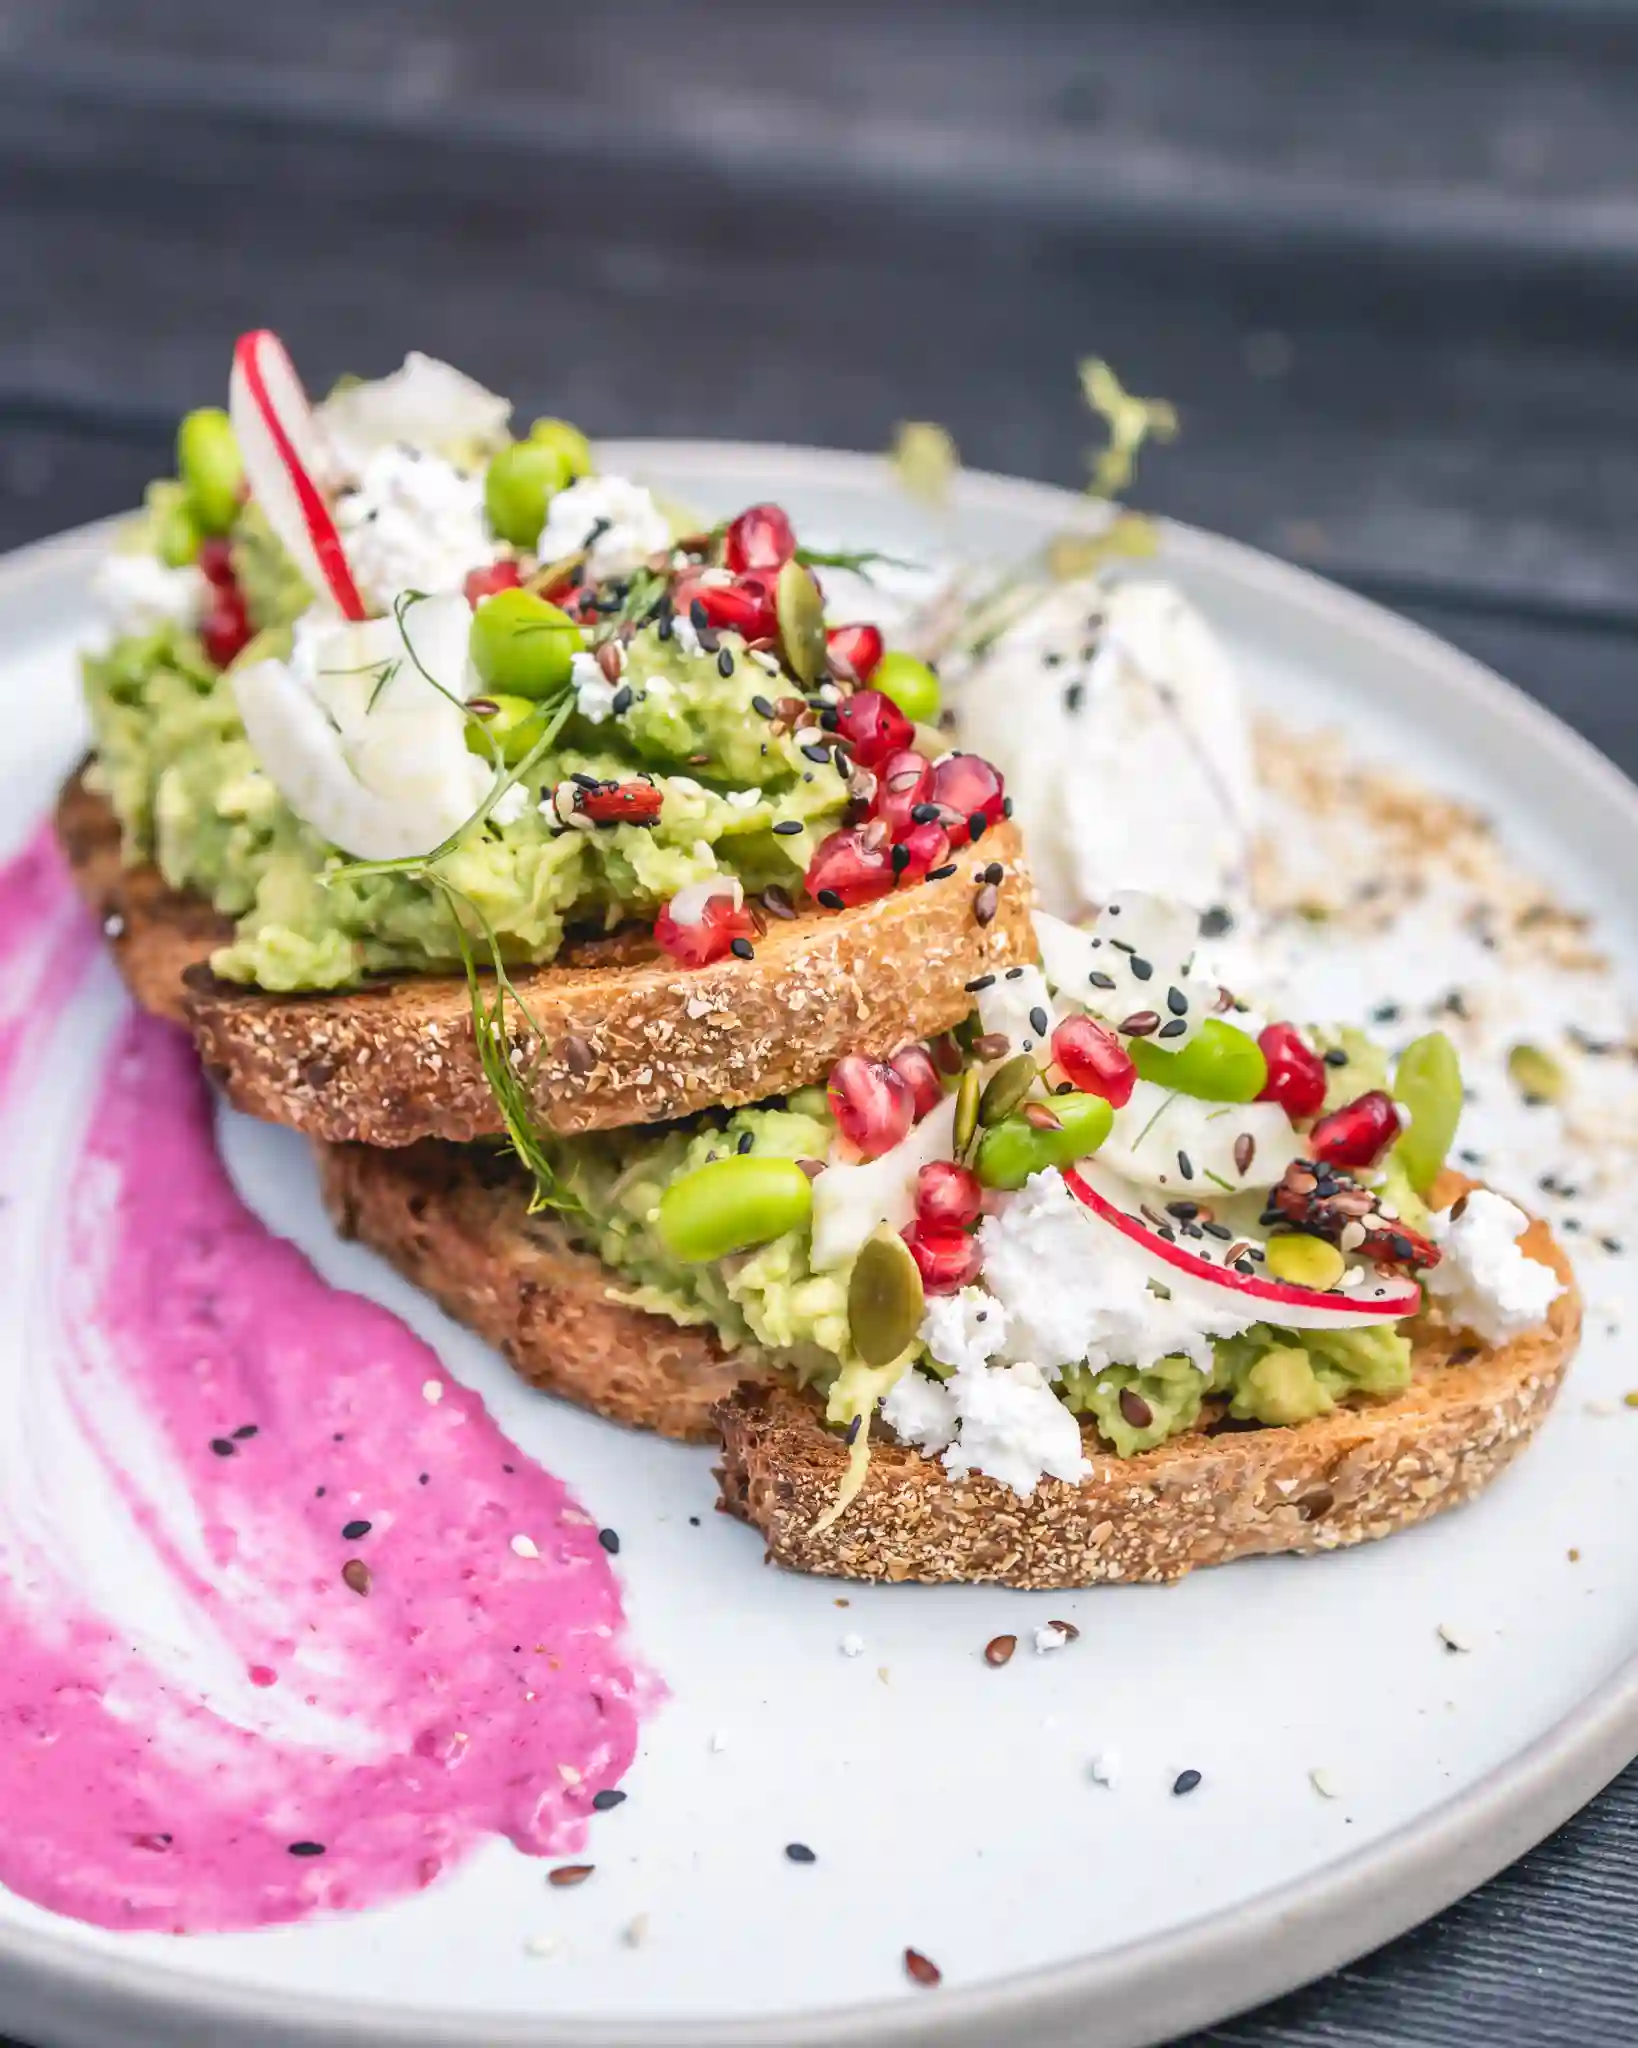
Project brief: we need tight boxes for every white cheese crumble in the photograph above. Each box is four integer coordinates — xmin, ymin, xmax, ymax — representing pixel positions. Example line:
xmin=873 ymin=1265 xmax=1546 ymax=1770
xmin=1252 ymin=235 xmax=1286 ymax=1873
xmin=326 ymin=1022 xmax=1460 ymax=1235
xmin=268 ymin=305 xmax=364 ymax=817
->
xmin=92 ymin=551 xmax=206 ymax=635
xmin=879 ymin=1368 xmax=959 ymax=1456
xmin=1089 ymin=1749 xmax=1122 ymax=1786
xmin=670 ymin=611 xmax=705 ymax=658
xmin=1034 ymin=1623 xmax=1070 ymax=1654
xmin=978 ymin=1168 xmax=1257 ymax=1376
xmin=333 ymin=444 xmax=493 ymax=610
xmin=1424 ymin=1189 xmax=1563 ymax=1345
xmin=839 ymin=1632 xmax=865 ymax=1658
xmin=940 ymin=1359 xmax=1092 ymax=1496
xmin=537 ymin=475 xmax=670 ymax=582
xmin=572 ymin=649 xmax=617 ymax=724
xmin=316 ymin=351 xmax=511 ymax=480
xmin=919 ymin=1286 xmax=1009 ymax=1375
xmin=488 ymin=782 xmax=530 ymax=827
xmin=976 ymin=965 xmax=1060 ymax=1062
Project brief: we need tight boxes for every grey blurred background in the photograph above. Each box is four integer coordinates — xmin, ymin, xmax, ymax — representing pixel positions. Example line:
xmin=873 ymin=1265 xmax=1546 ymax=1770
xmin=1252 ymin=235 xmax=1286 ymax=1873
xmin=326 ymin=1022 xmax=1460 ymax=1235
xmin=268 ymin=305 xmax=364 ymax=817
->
xmin=4 ymin=2 xmax=1638 ymax=2042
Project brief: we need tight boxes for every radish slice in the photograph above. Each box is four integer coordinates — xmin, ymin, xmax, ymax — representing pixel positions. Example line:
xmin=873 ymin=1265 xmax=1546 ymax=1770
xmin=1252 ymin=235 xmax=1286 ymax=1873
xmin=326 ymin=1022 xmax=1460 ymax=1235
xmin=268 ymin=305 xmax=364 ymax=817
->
xmin=1064 ymin=1162 xmax=1422 ymax=1329
xmin=230 ymin=330 xmax=368 ymax=621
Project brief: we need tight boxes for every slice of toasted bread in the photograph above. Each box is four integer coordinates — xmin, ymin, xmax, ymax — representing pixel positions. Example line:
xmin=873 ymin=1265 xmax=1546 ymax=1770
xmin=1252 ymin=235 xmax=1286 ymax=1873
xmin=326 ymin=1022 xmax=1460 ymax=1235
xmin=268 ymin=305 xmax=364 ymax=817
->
xmin=57 ymin=769 xmax=1035 ymax=1144
xmin=316 ymin=1138 xmax=777 ymax=1442
xmin=714 ymin=1175 xmax=1580 ymax=1587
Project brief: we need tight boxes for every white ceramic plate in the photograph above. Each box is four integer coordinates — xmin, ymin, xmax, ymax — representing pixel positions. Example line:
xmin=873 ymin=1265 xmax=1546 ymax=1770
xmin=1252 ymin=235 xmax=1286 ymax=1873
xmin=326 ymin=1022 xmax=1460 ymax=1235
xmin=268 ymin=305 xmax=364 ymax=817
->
xmin=3 ymin=447 xmax=1637 ymax=2048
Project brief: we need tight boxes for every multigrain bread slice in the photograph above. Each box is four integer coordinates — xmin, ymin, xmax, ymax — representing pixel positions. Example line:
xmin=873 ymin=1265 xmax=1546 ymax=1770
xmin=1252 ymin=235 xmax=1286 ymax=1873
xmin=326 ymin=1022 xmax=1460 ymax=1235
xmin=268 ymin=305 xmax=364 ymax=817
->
xmin=714 ymin=1175 xmax=1580 ymax=1587
xmin=56 ymin=768 xmax=1035 ymax=1144
xmin=317 ymin=1138 xmax=776 ymax=1443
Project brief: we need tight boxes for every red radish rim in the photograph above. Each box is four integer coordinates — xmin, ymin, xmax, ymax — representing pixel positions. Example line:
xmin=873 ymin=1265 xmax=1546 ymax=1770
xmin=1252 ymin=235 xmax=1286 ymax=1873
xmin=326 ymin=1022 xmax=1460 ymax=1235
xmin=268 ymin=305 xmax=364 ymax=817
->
xmin=1063 ymin=1166 xmax=1423 ymax=1318
xmin=233 ymin=331 xmax=367 ymax=621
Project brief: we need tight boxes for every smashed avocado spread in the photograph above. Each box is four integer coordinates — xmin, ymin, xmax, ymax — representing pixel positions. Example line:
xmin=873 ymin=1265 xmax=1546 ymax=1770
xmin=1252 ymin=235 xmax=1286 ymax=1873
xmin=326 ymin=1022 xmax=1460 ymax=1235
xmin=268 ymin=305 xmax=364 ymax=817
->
xmin=531 ymin=1099 xmax=1414 ymax=1454
xmin=83 ymin=501 xmax=849 ymax=991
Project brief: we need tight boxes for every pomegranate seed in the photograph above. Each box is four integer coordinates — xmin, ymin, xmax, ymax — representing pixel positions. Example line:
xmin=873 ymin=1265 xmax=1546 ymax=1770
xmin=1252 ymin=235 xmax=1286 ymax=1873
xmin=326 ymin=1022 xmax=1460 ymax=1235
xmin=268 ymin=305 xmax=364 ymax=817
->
xmin=902 ymin=1220 xmax=983 ymax=1294
xmin=465 ymin=559 xmax=523 ymax=608
xmin=915 ymin=1160 xmax=982 ymax=1230
xmin=826 ymin=621 xmax=884 ymax=683
xmin=200 ymin=593 xmax=253 ymax=669
xmin=929 ymin=754 xmax=1006 ymax=848
xmin=892 ymin=819 xmax=952 ymax=888
xmin=653 ymin=891 xmax=757 ymax=969
xmin=723 ymin=502 xmax=797 ymax=576
xmin=1050 ymin=1015 xmax=1136 ymax=1107
xmin=873 ymin=748 xmax=933 ymax=840
xmin=827 ymin=1055 xmax=914 ymax=1160
xmin=575 ymin=778 xmax=663 ymax=826
xmin=1256 ymin=1022 xmax=1328 ymax=1121
xmin=1308 ymin=1090 xmax=1402 ymax=1171
xmin=890 ymin=1043 xmax=944 ymax=1120
xmin=833 ymin=689 xmax=914 ymax=771
xmin=672 ymin=571 xmax=778 ymax=642
xmin=806 ymin=827 xmax=895 ymax=910
xmin=197 ymin=536 xmax=237 ymax=589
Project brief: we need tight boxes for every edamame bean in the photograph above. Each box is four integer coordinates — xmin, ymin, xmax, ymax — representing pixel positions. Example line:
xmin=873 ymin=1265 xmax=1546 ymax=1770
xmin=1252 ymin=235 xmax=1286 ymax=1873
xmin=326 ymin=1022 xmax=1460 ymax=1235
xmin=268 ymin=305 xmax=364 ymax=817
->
xmin=1392 ymin=1030 xmax=1462 ymax=1196
xmin=154 ymin=493 xmax=202 ymax=567
xmin=464 ymin=694 xmax=548 ymax=766
xmin=873 ymin=650 xmax=941 ymax=723
xmin=975 ymin=1091 xmax=1113 ymax=1190
xmin=656 ymin=1154 xmax=814 ymax=1264
xmin=484 ymin=439 xmax=576 ymax=547
xmin=469 ymin=587 xmax=584 ymax=699
xmin=1129 ymin=1019 xmax=1267 ymax=1103
xmin=176 ymin=407 xmax=244 ymax=535
xmin=528 ymin=417 xmax=593 ymax=480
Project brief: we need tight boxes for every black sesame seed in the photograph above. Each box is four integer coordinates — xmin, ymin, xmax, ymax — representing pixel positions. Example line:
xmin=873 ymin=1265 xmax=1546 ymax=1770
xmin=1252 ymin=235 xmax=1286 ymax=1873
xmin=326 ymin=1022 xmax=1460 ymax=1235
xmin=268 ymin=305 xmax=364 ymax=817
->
xmin=968 ymin=811 xmax=988 ymax=842
xmin=817 ymin=888 xmax=845 ymax=911
xmin=1323 ymin=1047 xmax=1350 ymax=1067
xmin=598 ymin=1527 xmax=621 ymax=1555
xmin=1177 ymin=1151 xmax=1195 ymax=1181
xmin=1198 ymin=905 xmax=1233 ymax=938
xmin=1166 ymin=987 xmax=1188 ymax=1016
xmin=1130 ymin=956 xmax=1153 ymax=981
xmin=983 ymin=862 xmax=1004 ymax=885
xmin=927 ymin=863 xmax=958 ymax=881
xmin=785 ymin=1842 xmax=817 ymax=1864
xmin=232 ymin=1424 xmax=259 ymax=1440
xmin=891 ymin=844 xmax=911 ymax=874
xmin=1157 ymin=1019 xmax=1187 ymax=1039
xmin=342 ymin=1520 xmax=371 ymax=1541
xmin=737 ymin=1131 xmax=754 ymax=1154
xmin=965 ymin=974 xmax=996 ymax=993
xmin=801 ymin=743 xmax=830 ymax=765
xmin=288 ymin=1841 xmax=326 ymax=1857
xmin=730 ymin=936 xmax=755 ymax=960
xmin=591 ymin=1788 xmax=627 ymax=1812
xmin=1006 ymin=966 xmax=1025 ymax=979
xmin=1202 ymin=1221 xmax=1233 ymax=1240
xmin=1003 ymin=796 xmax=1014 ymax=817
xmin=611 ymin=684 xmax=634 ymax=716
xmin=771 ymin=819 xmax=803 ymax=835
xmin=1370 ymin=1001 xmax=1401 ymax=1024
xmin=910 ymin=802 xmax=941 ymax=825
xmin=1602 ymin=1236 xmax=1625 ymax=1254
xmin=1173 ymin=1770 xmax=1202 ymax=1797
xmin=751 ymin=693 xmax=776 ymax=719
xmin=657 ymin=614 xmax=674 ymax=641
xmin=209 ymin=1438 xmax=236 ymax=1457
xmin=689 ymin=598 xmax=709 ymax=629
xmin=1029 ymin=1006 xmax=1049 ymax=1037
xmin=844 ymin=1415 xmax=861 ymax=1446
xmin=715 ymin=647 xmax=735 ymax=677
xmin=1088 ymin=970 xmax=1116 ymax=990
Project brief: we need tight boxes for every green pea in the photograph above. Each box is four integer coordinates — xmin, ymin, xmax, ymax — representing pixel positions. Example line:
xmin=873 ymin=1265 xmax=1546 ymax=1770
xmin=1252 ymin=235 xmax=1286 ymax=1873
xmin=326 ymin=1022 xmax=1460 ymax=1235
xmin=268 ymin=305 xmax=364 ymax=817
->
xmin=464 ymin=694 xmax=548 ymax=767
xmin=873 ymin=650 xmax=941 ymax=722
xmin=1392 ymin=1030 xmax=1463 ymax=1197
xmin=1129 ymin=1019 xmax=1267 ymax=1103
xmin=484 ymin=439 xmax=576 ymax=547
xmin=657 ymin=1154 xmax=814 ymax=1264
xmin=975 ymin=1091 xmax=1113 ymax=1190
xmin=176 ymin=407 xmax=244 ymax=535
xmin=528 ymin=416 xmax=593 ymax=480
xmin=469 ymin=587 xmax=584 ymax=700
xmin=154 ymin=493 xmax=202 ymax=567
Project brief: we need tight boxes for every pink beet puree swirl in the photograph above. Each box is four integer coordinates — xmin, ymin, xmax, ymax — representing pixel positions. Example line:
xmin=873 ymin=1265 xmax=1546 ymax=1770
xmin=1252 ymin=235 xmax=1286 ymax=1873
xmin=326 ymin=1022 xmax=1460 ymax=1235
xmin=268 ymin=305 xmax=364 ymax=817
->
xmin=0 ymin=828 xmax=648 ymax=1933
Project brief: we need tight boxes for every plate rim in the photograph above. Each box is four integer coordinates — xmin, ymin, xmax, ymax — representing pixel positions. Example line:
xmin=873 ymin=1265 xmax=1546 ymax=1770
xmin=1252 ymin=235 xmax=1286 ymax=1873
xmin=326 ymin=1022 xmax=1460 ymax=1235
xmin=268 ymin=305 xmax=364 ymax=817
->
xmin=3 ymin=445 xmax=1636 ymax=2048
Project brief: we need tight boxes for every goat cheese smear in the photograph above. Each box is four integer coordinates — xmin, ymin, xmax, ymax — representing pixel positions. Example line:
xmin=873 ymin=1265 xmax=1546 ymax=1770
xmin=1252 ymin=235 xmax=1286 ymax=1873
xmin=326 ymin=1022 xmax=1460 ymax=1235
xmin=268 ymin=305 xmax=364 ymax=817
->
xmin=1424 ymin=1190 xmax=1563 ymax=1345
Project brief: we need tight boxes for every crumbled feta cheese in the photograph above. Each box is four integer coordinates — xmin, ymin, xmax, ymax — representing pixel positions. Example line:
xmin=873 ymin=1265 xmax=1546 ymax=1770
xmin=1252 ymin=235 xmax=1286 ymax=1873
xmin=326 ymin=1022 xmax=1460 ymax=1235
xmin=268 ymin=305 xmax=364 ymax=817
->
xmin=488 ymin=781 xmax=530 ymax=827
xmin=919 ymin=1286 xmax=1009 ymax=1375
xmin=1089 ymin=1748 xmax=1121 ymax=1786
xmin=979 ymin=1169 xmax=1256 ymax=1376
xmin=940 ymin=1359 xmax=1092 ymax=1496
xmin=572 ymin=649 xmax=617 ymax=724
xmin=537 ymin=475 xmax=670 ymax=582
xmin=333 ymin=445 xmax=493 ymax=609
xmin=839 ymin=1632 xmax=865 ymax=1658
xmin=671 ymin=611 xmax=705 ymax=658
xmin=92 ymin=551 xmax=205 ymax=635
xmin=879 ymin=1368 xmax=959 ymax=1456
xmin=1034 ymin=1623 xmax=1070 ymax=1654
xmin=1425 ymin=1189 xmax=1563 ymax=1345
xmin=727 ymin=788 xmax=763 ymax=810
xmin=317 ymin=351 xmax=511 ymax=479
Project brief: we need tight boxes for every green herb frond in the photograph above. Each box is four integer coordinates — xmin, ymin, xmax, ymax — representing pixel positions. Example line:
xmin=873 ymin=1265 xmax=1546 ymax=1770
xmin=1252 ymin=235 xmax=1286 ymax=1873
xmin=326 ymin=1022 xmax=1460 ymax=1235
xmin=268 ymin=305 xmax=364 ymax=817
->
xmin=1078 ymin=358 xmax=1178 ymax=500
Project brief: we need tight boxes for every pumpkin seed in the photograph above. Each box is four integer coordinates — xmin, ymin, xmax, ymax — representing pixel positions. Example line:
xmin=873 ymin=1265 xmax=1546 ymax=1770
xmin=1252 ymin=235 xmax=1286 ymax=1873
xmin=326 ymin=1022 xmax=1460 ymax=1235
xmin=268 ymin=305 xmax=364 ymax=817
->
xmin=953 ymin=1067 xmax=981 ymax=1155
xmin=978 ymin=1053 xmax=1038 ymax=1127
xmin=775 ymin=560 xmax=827 ymax=688
xmin=1263 ymin=1233 xmax=1347 ymax=1292
xmin=1507 ymin=1042 xmax=1566 ymax=1106
xmin=848 ymin=1230 xmax=926 ymax=1367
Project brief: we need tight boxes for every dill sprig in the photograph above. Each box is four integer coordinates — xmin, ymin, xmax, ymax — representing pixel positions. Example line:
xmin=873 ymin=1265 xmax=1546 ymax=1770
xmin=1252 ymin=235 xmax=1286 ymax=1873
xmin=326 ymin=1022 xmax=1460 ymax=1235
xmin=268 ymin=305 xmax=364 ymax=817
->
xmin=794 ymin=543 xmax=919 ymax=582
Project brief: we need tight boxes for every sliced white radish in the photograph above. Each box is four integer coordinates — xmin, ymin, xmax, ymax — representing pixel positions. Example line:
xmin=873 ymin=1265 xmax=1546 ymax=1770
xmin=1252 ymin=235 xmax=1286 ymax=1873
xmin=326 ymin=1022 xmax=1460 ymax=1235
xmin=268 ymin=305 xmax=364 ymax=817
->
xmin=1064 ymin=1163 xmax=1422 ymax=1328
xmin=1034 ymin=903 xmax=1216 ymax=1052
xmin=1098 ymin=1078 xmax=1302 ymax=1196
xmin=230 ymin=329 xmax=368 ymax=621
xmin=810 ymin=1094 xmax=958 ymax=1272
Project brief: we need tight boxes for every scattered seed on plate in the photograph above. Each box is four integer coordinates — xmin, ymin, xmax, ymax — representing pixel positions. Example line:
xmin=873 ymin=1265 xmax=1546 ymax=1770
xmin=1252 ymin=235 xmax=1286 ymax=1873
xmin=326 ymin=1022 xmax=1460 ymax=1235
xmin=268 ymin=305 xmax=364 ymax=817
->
xmin=287 ymin=1841 xmax=325 ymax=1858
xmin=598 ymin=1528 xmax=621 ymax=1555
xmin=525 ymin=1933 xmax=567 ymax=1959
xmin=1309 ymin=1767 xmax=1340 ymax=1799
xmin=548 ymin=1864 xmax=595 ymax=1888
xmin=1437 ymin=1623 xmax=1473 ymax=1654
xmin=591 ymin=1789 xmax=627 ymax=1812
xmin=341 ymin=1519 xmax=371 ymax=1541
xmin=984 ymin=1634 xmax=1017 ymax=1668
xmin=784 ymin=1842 xmax=817 ymax=1864
xmin=341 ymin=1559 xmax=371 ymax=1596
xmin=1172 ymin=1769 xmax=1203 ymax=1797
xmin=840 ymin=1633 xmax=865 ymax=1658
xmin=904 ymin=1947 xmax=942 ymax=1988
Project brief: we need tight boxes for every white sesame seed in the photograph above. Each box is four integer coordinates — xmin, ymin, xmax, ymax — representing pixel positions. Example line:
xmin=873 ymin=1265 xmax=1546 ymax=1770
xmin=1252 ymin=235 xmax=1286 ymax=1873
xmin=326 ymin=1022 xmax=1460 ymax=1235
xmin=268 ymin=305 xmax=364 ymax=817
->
xmin=511 ymin=1534 xmax=540 ymax=1558
xmin=525 ymin=1933 xmax=567 ymax=1960
xmin=422 ymin=1379 xmax=444 ymax=1404
xmin=1309 ymin=1767 xmax=1340 ymax=1799
xmin=1437 ymin=1622 xmax=1473 ymax=1654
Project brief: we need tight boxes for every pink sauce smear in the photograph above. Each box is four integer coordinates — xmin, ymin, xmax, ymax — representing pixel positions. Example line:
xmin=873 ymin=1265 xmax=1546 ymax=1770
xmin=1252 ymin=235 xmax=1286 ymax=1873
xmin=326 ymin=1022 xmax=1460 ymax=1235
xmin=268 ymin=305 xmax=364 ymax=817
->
xmin=0 ymin=829 xmax=648 ymax=1933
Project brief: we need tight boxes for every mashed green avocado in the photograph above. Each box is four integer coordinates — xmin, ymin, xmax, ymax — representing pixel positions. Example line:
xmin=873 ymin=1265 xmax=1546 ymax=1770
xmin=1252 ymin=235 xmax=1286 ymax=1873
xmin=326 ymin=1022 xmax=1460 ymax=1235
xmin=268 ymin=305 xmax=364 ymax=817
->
xmin=83 ymin=505 xmax=850 ymax=991
xmin=536 ymin=1099 xmax=1418 ymax=1454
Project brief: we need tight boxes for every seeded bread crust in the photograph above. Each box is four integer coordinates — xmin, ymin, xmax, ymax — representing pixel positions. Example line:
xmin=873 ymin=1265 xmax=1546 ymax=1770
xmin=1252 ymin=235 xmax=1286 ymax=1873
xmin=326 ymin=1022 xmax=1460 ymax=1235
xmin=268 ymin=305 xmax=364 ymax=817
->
xmin=713 ymin=1173 xmax=1580 ymax=1587
xmin=56 ymin=768 xmax=1035 ymax=1144
xmin=317 ymin=1139 xmax=773 ymax=1442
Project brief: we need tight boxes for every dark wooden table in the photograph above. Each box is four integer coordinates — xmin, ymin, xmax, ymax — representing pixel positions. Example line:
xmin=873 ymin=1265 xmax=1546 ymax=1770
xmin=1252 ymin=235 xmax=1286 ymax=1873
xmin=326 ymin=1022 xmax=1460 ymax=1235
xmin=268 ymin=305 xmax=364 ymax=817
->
xmin=4 ymin=2 xmax=1636 ymax=2039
